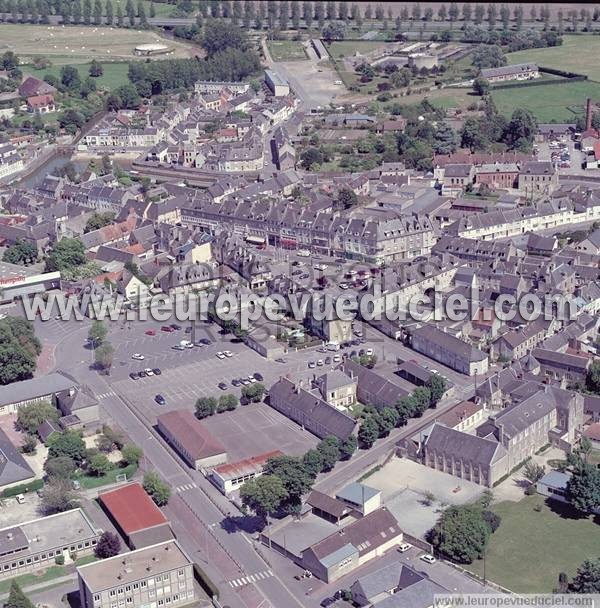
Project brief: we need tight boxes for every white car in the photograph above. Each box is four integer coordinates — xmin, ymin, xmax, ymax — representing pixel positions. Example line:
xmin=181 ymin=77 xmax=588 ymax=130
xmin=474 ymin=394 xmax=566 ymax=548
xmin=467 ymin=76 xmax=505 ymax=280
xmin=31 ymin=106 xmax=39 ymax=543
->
xmin=216 ymin=352 xmax=225 ymax=359
xmin=132 ymin=353 xmax=145 ymax=360
xmin=144 ymin=368 xmax=154 ymax=376
xmin=223 ymin=350 xmax=233 ymax=358
xmin=317 ymin=359 xmax=324 ymax=366
xmin=366 ymin=348 xmax=374 ymax=356
xmin=248 ymin=376 xmax=257 ymax=383
xmin=397 ymin=542 xmax=412 ymax=553
xmin=420 ymin=554 xmax=436 ymax=564
xmin=333 ymin=355 xmax=341 ymax=363
xmin=334 ymin=80 xmax=343 ymax=85
xmin=308 ymin=361 xmax=316 ymax=368
xmin=241 ymin=378 xmax=250 ymax=385
xmin=430 ymin=369 xmax=439 ymax=375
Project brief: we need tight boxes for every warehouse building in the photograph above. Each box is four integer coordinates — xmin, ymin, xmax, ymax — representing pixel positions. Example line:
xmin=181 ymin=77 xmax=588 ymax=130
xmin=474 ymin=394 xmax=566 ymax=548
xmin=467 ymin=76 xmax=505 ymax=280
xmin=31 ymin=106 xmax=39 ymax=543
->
xmin=264 ymin=69 xmax=290 ymax=97
xmin=98 ymin=483 xmax=173 ymax=549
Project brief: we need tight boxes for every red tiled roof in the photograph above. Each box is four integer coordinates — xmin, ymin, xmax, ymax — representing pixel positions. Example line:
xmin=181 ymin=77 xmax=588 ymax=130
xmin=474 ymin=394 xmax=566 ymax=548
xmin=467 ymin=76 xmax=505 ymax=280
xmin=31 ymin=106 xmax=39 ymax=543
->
xmin=99 ymin=483 xmax=168 ymax=534
xmin=27 ymin=94 xmax=54 ymax=108
xmin=212 ymin=450 xmax=283 ymax=481
xmin=157 ymin=410 xmax=226 ymax=460
xmin=584 ymin=422 xmax=600 ymax=441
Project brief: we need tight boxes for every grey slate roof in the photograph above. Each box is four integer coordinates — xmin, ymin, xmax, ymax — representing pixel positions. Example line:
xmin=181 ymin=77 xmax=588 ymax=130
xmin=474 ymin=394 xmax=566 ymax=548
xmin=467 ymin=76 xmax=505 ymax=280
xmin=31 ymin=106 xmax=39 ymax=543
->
xmin=0 ymin=427 xmax=35 ymax=488
xmin=336 ymin=483 xmax=380 ymax=506
xmin=0 ymin=372 xmax=76 ymax=408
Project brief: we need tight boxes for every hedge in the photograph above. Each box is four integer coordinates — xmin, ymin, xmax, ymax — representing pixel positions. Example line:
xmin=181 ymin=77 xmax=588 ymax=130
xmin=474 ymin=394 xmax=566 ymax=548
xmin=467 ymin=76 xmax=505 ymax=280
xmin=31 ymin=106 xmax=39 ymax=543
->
xmin=193 ymin=563 xmax=219 ymax=599
xmin=491 ymin=75 xmax=587 ymax=91
xmin=3 ymin=478 xmax=44 ymax=498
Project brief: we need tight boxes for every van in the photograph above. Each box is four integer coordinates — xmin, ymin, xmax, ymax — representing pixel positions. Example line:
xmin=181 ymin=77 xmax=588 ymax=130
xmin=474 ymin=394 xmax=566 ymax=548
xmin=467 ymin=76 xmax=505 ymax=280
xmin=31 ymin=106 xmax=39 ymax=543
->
xmin=326 ymin=342 xmax=340 ymax=351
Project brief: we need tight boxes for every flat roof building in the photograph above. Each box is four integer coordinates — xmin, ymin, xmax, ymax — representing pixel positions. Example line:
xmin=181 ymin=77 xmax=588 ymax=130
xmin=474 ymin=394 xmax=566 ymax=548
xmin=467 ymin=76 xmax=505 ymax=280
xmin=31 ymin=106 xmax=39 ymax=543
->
xmin=157 ymin=410 xmax=227 ymax=470
xmin=98 ymin=483 xmax=173 ymax=549
xmin=265 ymin=69 xmax=290 ymax=97
xmin=0 ymin=509 xmax=100 ymax=579
xmin=77 ymin=540 xmax=195 ymax=608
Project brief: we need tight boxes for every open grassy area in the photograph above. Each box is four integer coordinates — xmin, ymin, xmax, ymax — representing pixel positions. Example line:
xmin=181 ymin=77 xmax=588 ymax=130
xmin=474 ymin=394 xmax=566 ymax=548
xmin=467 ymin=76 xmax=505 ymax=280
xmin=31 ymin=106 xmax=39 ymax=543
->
xmin=506 ymin=35 xmax=600 ymax=81
xmin=73 ymin=463 xmax=137 ymax=490
xmin=0 ymin=24 xmax=193 ymax=64
xmin=327 ymin=40 xmax=392 ymax=59
xmin=491 ymin=80 xmax=600 ymax=122
xmin=267 ymin=40 xmax=307 ymax=61
xmin=23 ymin=61 xmax=130 ymax=90
xmin=466 ymin=495 xmax=600 ymax=593
xmin=0 ymin=566 xmax=67 ymax=594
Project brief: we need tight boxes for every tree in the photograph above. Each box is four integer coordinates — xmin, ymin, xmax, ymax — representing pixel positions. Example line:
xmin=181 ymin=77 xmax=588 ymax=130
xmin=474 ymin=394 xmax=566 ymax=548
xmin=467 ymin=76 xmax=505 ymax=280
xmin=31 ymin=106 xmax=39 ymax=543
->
xmin=88 ymin=320 xmax=108 ymax=347
xmin=503 ymin=108 xmax=537 ymax=149
xmin=44 ymin=456 xmax=76 ymax=480
xmin=95 ymin=531 xmax=121 ymax=559
xmin=89 ymin=59 xmax=104 ymax=77
xmin=317 ymin=436 xmax=340 ymax=471
xmin=412 ymin=387 xmax=432 ymax=416
xmin=46 ymin=237 xmax=86 ymax=272
xmin=570 ymin=558 xmax=600 ymax=593
xmin=143 ymin=471 xmax=171 ymax=506
xmin=4 ymin=581 xmax=35 ymax=608
xmin=121 ymin=443 xmax=143 ymax=465
xmin=105 ymin=0 xmax=113 ymax=24
xmin=240 ymin=474 xmax=288 ymax=522
xmin=3 ymin=240 xmax=37 ymax=265
xmin=48 ymin=431 xmax=87 ymax=463
xmin=429 ymin=506 xmax=491 ymax=563
xmin=358 ymin=415 xmax=379 ymax=448
xmin=472 ymin=76 xmax=489 ymax=96
xmin=20 ymin=435 xmax=37 ymax=454
xmin=17 ymin=401 xmax=59 ymax=434
xmin=60 ymin=64 xmax=81 ymax=89
xmin=567 ymin=463 xmax=600 ymax=513
xmin=241 ymin=383 xmax=265 ymax=402
xmin=340 ymin=434 xmax=357 ymax=460
xmin=472 ymin=44 xmax=506 ymax=69
xmin=217 ymin=393 xmax=238 ymax=412
xmin=322 ymin=21 xmax=345 ymax=41
xmin=586 ymin=360 xmax=600 ymax=394
xmin=195 ymin=396 xmax=217 ymax=418
xmin=264 ymin=455 xmax=313 ymax=502
xmin=202 ymin=19 xmax=248 ymax=56
xmin=40 ymin=477 xmax=80 ymax=515
xmin=433 ymin=122 xmax=458 ymax=154
xmin=88 ymin=453 xmax=113 ymax=476
xmin=95 ymin=341 xmax=114 ymax=373
xmin=523 ymin=460 xmax=545 ymax=484
xmin=300 ymin=147 xmax=324 ymax=170
xmin=337 ymin=187 xmax=358 ymax=209
xmin=113 ymin=83 xmax=140 ymax=108
xmin=84 ymin=211 xmax=115 ymax=233
xmin=302 ymin=449 xmax=323 ymax=477
xmin=426 ymin=374 xmax=447 ymax=407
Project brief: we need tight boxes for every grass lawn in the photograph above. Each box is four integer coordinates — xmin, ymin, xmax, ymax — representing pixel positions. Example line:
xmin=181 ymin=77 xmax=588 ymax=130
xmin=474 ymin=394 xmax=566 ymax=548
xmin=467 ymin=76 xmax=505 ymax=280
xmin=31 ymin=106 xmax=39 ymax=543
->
xmin=0 ymin=24 xmax=193 ymax=63
xmin=23 ymin=62 xmax=130 ymax=90
xmin=466 ymin=495 xmax=600 ymax=593
xmin=491 ymin=80 xmax=600 ymax=122
xmin=0 ymin=566 xmax=67 ymax=594
xmin=267 ymin=40 xmax=306 ymax=62
xmin=327 ymin=40 xmax=392 ymax=59
xmin=73 ymin=463 xmax=137 ymax=490
xmin=506 ymin=35 xmax=600 ymax=81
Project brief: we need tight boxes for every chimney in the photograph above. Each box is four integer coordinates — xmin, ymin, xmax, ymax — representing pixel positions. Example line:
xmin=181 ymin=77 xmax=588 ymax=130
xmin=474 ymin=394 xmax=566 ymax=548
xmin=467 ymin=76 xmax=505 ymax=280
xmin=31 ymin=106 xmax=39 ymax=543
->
xmin=586 ymin=98 xmax=593 ymax=132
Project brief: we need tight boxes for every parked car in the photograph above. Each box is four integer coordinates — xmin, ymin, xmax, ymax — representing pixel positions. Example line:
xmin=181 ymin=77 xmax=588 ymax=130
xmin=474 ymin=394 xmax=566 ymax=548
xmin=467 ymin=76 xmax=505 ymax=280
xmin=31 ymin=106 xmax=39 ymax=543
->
xmin=241 ymin=378 xmax=250 ymax=385
xmin=144 ymin=368 xmax=155 ymax=376
xmin=153 ymin=368 xmax=162 ymax=375
xmin=247 ymin=375 xmax=257 ymax=383
xmin=155 ymin=394 xmax=166 ymax=406
xmin=218 ymin=382 xmax=228 ymax=390
xmin=216 ymin=352 xmax=226 ymax=359
xmin=223 ymin=350 xmax=233 ymax=357
xmin=129 ymin=372 xmax=139 ymax=380
xmin=325 ymin=356 xmax=332 ymax=365
xmin=365 ymin=348 xmax=374 ymax=356
xmin=200 ymin=338 xmax=211 ymax=345
xmin=185 ymin=327 xmax=192 ymax=333
xmin=240 ymin=395 xmax=251 ymax=406
xmin=138 ymin=370 xmax=147 ymax=377
xmin=161 ymin=325 xmax=175 ymax=332
xmin=420 ymin=554 xmax=436 ymax=564
xmin=131 ymin=353 xmax=145 ymax=360
xmin=333 ymin=355 xmax=341 ymax=363
xmin=308 ymin=361 xmax=316 ymax=368
xmin=317 ymin=359 xmax=324 ymax=366
xmin=170 ymin=323 xmax=182 ymax=330
xmin=172 ymin=344 xmax=185 ymax=351
xmin=232 ymin=378 xmax=242 ymax=387
xmin=397 ymin=543 xmax=412 ymax=553
xmin=145 ymin=329 xmax=156 ymax=336
xmin=253 ymin=372 xmax=264 ymax=381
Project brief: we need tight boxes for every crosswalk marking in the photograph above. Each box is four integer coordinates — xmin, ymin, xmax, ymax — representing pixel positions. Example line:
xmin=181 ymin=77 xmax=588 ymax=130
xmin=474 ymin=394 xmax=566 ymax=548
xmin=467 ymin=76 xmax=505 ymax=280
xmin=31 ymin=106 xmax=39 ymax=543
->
xmin=96 ymin=391 xmax=117 ymax=399
xmin=176 ymin=482 xmax=197 ymax=493
xmin=228 ymin=570 xmax=273 ymax=588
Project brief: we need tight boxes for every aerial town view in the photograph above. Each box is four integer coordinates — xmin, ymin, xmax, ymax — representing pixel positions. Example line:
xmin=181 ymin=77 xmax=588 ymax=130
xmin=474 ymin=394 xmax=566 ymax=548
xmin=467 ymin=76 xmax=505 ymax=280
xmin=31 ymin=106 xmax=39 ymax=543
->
xmin=1 ymin=2 xmax=600 ymax=608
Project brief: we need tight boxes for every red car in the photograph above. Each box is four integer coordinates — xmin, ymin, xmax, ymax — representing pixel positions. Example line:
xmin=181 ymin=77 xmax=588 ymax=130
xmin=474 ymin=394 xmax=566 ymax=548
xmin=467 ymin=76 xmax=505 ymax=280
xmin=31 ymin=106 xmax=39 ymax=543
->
xmin=145 ymin=329 xmax=156 ymax=336
xmin=161 ymin=325 xmax=175 ymax=333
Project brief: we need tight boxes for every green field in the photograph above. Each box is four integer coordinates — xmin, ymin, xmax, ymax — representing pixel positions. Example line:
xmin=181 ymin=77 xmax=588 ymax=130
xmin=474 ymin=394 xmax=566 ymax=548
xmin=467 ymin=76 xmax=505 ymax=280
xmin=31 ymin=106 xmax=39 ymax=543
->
xmin=24 ymin=61 xmax=130 ymax=90
xmin=491 ymin=80 xmax=600 ymax=122
xmin=267 ymin=40 xmax=307 ymax=62
xmin=0 ymin=24 xmax=193 ymax=64
xmin=466 ymin=495 xmax=600 ymax=593
xmin=507 ymin=35 xmax=600 ymax=81
xmin=327 ymin=40 xmax=392 ymax=59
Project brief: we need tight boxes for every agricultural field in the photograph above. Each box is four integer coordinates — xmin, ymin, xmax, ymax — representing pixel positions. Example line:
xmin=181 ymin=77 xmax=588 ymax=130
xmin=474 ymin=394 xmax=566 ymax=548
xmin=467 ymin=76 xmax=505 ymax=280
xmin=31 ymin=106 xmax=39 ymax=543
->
xmin=0 ymin=24 xmax=194 ymax=64
xmin=466 ymin=495 xmax=600 ymax=593
xmin=267 ymin=40 xmax=307 ymax=62
xmin=506 ymin=35 xmax=600 ymax=81
xmin=491 ymin=80 xmax=600 ymax=122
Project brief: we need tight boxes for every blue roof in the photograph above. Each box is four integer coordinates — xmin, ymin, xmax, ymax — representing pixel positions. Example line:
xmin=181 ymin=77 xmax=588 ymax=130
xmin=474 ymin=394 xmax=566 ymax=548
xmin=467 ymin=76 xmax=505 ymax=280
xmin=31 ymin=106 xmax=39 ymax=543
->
xmin=320 ymin=543 xmax=357 ymax=568
xmin=539 ymin=470 xmax=570 ymax=490
xmin=336 ymin=482 xmax=380 ymax=505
